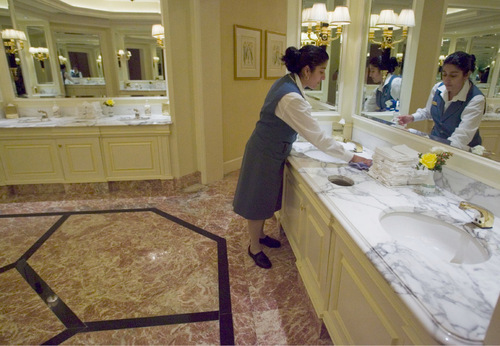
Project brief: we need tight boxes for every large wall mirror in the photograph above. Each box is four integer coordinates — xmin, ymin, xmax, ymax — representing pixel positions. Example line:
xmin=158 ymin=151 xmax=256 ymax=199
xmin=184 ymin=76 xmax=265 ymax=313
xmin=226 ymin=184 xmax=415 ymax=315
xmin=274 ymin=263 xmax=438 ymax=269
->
xmin=301 ymin=0 xmax=347 ymax=111
xmin=359 ymin=0 xmax=500 ymax=163
xmin=1 ymin=0 xmax=165 ymax=99
xmin=361 ymin=0 xmax=413 ymax=119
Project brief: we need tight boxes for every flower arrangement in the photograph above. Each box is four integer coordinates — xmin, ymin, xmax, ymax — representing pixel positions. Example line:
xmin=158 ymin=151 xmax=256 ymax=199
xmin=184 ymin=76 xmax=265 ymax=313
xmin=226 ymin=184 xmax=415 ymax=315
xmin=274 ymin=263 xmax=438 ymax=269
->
xmin=416 ymin=146 xmax=452 ymax=172
xmin=103 ymin=99 xmax=115 ymax=107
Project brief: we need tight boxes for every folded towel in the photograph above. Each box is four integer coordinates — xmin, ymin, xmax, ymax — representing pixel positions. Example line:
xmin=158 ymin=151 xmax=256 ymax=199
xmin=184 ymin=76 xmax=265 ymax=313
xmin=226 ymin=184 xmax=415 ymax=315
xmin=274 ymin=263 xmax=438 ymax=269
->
xmin=349 ymin=162 xmax=371 ymax=171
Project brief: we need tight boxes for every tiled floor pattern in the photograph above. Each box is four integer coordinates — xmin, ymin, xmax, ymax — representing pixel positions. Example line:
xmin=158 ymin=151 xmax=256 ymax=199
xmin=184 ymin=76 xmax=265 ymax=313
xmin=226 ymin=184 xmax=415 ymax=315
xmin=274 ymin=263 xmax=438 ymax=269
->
xmin=0 ymin=171 xmax=332 ymax=345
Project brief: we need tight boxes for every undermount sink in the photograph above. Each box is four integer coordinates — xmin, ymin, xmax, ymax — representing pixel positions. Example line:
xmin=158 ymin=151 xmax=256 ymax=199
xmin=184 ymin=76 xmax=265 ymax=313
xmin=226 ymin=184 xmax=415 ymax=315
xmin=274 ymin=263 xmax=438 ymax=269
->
xmin=380 ymin=211 xmax=490 ymax=264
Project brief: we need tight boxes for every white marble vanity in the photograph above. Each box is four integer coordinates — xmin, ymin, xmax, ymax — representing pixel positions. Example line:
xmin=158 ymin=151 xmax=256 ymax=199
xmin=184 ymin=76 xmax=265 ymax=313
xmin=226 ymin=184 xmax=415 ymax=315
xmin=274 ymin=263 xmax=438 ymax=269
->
xmin=280 ymin=144 xmax=500 ymax=344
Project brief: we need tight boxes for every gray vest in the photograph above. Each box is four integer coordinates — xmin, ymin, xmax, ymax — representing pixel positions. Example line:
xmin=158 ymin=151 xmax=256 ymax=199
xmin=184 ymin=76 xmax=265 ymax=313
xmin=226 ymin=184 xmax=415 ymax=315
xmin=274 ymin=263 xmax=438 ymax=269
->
xmin=430 ymin=82 xmax=483 ymax=147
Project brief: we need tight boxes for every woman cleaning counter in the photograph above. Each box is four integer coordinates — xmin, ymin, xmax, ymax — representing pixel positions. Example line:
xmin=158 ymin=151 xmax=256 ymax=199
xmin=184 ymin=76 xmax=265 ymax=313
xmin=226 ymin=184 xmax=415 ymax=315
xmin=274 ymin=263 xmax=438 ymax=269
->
xmin=279 ymin=146 xmax=500 ymax=345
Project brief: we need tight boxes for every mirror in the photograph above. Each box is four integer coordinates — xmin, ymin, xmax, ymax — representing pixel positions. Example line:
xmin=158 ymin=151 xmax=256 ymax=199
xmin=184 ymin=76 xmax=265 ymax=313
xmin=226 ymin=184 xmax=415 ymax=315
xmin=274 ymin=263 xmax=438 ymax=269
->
xmin=55 ymin=31 xmax=106 ymax=97
xmin=27 ymin=26 xmax=53 ymax=85
xmin=360 ymin=0 xmax=500 ymax=163
xmin=301 ymin=0 xmax=347 ymax=111
xmin=117 ymin=29 xmax=166 ymax=96
xmin=361 ymin=0 xmax=413 ymax=119
xmin=2 ymin=0 xmax=165 ymax=99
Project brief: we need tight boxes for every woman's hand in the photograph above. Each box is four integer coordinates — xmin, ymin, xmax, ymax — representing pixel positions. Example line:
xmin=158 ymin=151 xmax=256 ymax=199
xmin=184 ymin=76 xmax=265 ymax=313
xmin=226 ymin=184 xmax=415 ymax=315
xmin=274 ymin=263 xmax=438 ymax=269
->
xmin=350 ymin=155 xmax=372 ymax=167
xmin=396 ymin=114 xmax=414 ymax=125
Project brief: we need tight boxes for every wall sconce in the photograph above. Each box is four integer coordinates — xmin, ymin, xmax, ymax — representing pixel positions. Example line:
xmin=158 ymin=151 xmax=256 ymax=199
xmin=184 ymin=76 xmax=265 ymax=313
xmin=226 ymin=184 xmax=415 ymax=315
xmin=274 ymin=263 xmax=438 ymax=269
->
xmin=152 ymin=24 xmax=165 ymax=48
xmin=369 ymin=9 xmax=415 ymax=50
xmin=96 ymin=55 xmax=102 ymax=68
xmin=1 ymin=29 xmax=27 ymax=54
xmin=29 ymin=47 xmax=49 ymax=61
xmin=58 ymin=55 xmax=67 ymax=65
xmin=301 ymin=3 xmax=351 ymax=46
xmin=117 ymin=49 xmax=132 ymax=60
xmin=153 ymin=56 xmax=160 ymax=67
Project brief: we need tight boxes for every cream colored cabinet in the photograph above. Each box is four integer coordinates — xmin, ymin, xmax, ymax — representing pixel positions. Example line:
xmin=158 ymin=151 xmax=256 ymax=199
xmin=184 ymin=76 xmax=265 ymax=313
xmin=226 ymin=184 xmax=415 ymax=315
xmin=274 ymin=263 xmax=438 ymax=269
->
xmin=279 ymin=163 xmax=436 ymax=345
xmin=281 ymin=164 xmax=306 ymax=259
xmin=56 ymin=137 xmax=105 ymax=182
xmin=100 ymin=126 xmax=172 ymax=181
xmin=0 ymin=125 xmax=171 ymax=185
xmin=281 ymin=164 xmax=334 ymax=317
xmin=0 ymin=137 xmax=65 ymax=184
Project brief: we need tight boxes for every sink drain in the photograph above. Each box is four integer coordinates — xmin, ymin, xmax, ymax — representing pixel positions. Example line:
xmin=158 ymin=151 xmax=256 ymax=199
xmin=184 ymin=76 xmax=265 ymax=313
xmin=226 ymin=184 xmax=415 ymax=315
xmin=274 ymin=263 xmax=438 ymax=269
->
xmin=328 ymin=175 xmax=354 ymax=186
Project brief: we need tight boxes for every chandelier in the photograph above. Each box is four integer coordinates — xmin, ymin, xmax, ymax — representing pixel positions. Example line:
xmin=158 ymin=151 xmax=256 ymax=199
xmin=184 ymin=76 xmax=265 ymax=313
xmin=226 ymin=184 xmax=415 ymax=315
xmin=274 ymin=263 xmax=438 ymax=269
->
xmin=301 ymin=3 xmax=351 ymax=46
xmin=369 ymin=9 xmax=415 ymax=50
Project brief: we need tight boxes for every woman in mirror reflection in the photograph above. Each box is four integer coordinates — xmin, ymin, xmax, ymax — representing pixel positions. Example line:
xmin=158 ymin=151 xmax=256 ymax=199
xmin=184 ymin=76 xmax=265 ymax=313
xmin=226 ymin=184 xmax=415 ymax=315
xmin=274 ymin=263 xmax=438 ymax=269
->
xmin=233 ymin=45 xmax=372 ymax=269
xmin=397 ymin=51 xmax=485 ymax=151
xmin=363 ymin=55 xmax=401 ymax=112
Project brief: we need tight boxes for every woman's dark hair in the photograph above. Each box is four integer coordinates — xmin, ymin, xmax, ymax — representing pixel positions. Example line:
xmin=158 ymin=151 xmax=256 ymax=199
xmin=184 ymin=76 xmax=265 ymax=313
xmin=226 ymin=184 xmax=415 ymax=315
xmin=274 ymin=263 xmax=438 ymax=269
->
xmin=443 ymin=51 xmax=476 ymax=75
xmin=369 ymin=55 xmax=398 ymax=73
xmin=281 ymin=45 xmax=328 ymax=74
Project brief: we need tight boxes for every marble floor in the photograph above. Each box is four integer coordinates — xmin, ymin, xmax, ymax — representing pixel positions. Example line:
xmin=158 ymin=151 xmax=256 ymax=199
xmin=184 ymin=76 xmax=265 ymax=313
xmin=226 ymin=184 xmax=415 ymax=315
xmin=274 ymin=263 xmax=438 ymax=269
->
xmin=0 ymin=171 xmax=332 ymax=345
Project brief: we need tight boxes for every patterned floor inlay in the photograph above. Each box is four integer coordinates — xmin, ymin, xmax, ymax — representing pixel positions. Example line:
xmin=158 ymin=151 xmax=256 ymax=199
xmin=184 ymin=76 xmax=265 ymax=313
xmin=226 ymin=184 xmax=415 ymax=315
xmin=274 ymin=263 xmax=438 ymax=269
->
xmin=0 ymin=208 xmax=233 ymax=345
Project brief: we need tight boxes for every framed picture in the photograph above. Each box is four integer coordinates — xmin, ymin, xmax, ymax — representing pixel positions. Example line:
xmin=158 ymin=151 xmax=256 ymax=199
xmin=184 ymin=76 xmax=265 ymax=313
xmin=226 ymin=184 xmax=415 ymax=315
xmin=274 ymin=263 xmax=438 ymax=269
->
xmin=234 ymin=25 xmax=262 ymax=80
xmin=265 ymin=31 xmax=287 ymax=79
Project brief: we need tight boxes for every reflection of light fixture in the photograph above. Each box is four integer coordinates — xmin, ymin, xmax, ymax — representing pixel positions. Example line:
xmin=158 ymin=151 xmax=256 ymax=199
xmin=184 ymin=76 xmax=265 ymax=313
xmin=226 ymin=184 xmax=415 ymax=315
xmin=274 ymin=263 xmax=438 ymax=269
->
xmin=153 ymin=56 xmax=160 ymax=67
xmin=117 ymin=49 xmax=132 ymax=60
xmin=438 ymin=54 xmax=446 ymax=66
xmin=1 ymin=29 xmax=27 ymax=54
xmin=29 ymin=47 xmax=49 ymax=61
xmin=152 ymin=24 xmax=165 ymax=48
xmin=369 ymin=9 xmax=415 ymax=50
xmin=96 ymin=54 xmax=102 ymax=67
xmin=301 ymin=3 xmax=351 ymax=46
xmin=58 ymin=55 xmax=67 ymax=65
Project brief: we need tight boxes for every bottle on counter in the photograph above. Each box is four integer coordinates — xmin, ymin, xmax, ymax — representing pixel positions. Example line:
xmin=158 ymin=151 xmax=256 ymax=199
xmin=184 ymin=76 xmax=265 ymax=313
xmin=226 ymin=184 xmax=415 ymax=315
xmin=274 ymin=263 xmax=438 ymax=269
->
xmin=144 ymin=99 xmax=151 ymax=117
xmin=52 ymin=102 xmax=61 ymax=117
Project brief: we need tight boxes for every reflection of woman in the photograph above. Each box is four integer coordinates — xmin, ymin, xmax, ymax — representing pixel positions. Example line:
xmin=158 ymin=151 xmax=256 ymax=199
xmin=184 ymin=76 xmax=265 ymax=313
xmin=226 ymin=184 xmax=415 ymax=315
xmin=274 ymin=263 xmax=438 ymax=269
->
xmin=60 ymin=64 xmax=76 ymax=84
xmin=363 ymin=56 xmax=401 ymax=112
xmin=397 ymin=51 xmax=485 ymax=150
xmin=233 ymin=45 xmax=372 ymax=269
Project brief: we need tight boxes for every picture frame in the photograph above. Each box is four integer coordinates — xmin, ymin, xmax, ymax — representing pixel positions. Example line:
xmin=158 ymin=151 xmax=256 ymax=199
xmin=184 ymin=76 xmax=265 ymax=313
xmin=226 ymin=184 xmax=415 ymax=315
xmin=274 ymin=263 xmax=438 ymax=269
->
xmin=265 ymin=31 xmax=287 ymax=79
xmin=234 ymin=25 xmax=262 ymax=80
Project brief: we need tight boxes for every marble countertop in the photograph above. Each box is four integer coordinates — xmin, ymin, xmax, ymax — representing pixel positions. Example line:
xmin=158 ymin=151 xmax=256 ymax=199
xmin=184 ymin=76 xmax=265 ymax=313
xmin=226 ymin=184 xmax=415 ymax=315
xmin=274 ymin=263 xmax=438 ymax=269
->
xmin=288 ymin=146 xmax=500 ymax=345
xmin=0 ymin=114 xmax=172 ymax=128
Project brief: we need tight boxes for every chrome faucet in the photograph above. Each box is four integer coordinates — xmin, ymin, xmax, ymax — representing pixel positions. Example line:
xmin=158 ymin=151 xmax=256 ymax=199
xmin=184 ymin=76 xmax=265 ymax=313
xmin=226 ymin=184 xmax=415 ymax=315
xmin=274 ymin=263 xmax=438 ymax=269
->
xmin=38 ymin=110 xmax=49 ymax=121
xmin=459 ymin=201 xmax=494 ymax=229
xmin=133 ymin=108 xmax=140 ymax=119
xmin=343 ymin=139 xmax=363 ymax=153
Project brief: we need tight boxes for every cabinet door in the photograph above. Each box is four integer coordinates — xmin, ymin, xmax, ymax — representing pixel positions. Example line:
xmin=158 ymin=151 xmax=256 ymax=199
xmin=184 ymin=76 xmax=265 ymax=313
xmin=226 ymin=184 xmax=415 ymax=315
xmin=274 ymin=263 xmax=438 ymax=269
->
xmin=57 ymin=138 xmax=105 ymax=182
xmin=0 ymin=139 xmax=64 ymax=184
xmin=323 ymin=225 xmax=435 ymax=345
xmin=299 ymin=185 xmax=332 ymax=317
xmin=281 ymin=165 xmax=306 ymax=260
xmin=101 ymin=136 xmax=162 ymax=180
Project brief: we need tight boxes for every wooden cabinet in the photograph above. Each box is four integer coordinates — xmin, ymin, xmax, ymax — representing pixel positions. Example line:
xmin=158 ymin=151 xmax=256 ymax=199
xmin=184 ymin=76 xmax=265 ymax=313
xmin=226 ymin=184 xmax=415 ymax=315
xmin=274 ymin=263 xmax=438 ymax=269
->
xmin=279 ymin=163 xmax=437 ymax=345
xmin=281 ymin=164 xmax=334 ymax=317
xmin=0 ymin=125 xmax=171 ymax=185
xmin=100 ymin=126 xmax=171 ymax=181
xmin=0 ymin=137 xmax=65 ymax=184
xmin=57 ymin=137 xmax=105 ymax=182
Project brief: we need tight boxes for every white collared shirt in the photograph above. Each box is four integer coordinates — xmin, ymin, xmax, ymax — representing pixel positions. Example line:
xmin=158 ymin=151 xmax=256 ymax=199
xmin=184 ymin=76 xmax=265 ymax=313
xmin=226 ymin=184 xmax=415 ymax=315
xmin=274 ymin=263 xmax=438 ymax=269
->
xmin=363 ymin=73 xmax=402 ymax=112
xmin=275 ymin=73 xmax=354 ymax=162
xmin=412 ymin=81 xmax=485 ymax=150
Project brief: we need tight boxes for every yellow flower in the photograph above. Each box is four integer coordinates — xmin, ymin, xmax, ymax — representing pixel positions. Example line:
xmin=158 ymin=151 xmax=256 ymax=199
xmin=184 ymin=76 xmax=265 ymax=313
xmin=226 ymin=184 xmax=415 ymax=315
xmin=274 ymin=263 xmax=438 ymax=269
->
xmin=419 ymin=153 xmax=437 ymax=170
xmin=103 ymin=99 xmax=115 ymax=107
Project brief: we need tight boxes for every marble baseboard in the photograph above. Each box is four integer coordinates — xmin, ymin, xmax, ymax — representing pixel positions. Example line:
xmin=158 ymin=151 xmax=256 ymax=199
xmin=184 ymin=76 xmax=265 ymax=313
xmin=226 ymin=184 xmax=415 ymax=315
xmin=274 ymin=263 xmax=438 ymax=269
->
xmin=0 ymin=171 xmax=202 ymax=202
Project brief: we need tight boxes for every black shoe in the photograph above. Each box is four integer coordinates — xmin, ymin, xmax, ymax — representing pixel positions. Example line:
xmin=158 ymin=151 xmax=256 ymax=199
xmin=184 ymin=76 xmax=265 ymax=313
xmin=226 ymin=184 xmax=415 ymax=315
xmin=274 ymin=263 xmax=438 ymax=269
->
xmin=248 ymin=246 xmax=272 ymax=269
xmin=259 ymin=236 xmax=281 ymax=248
